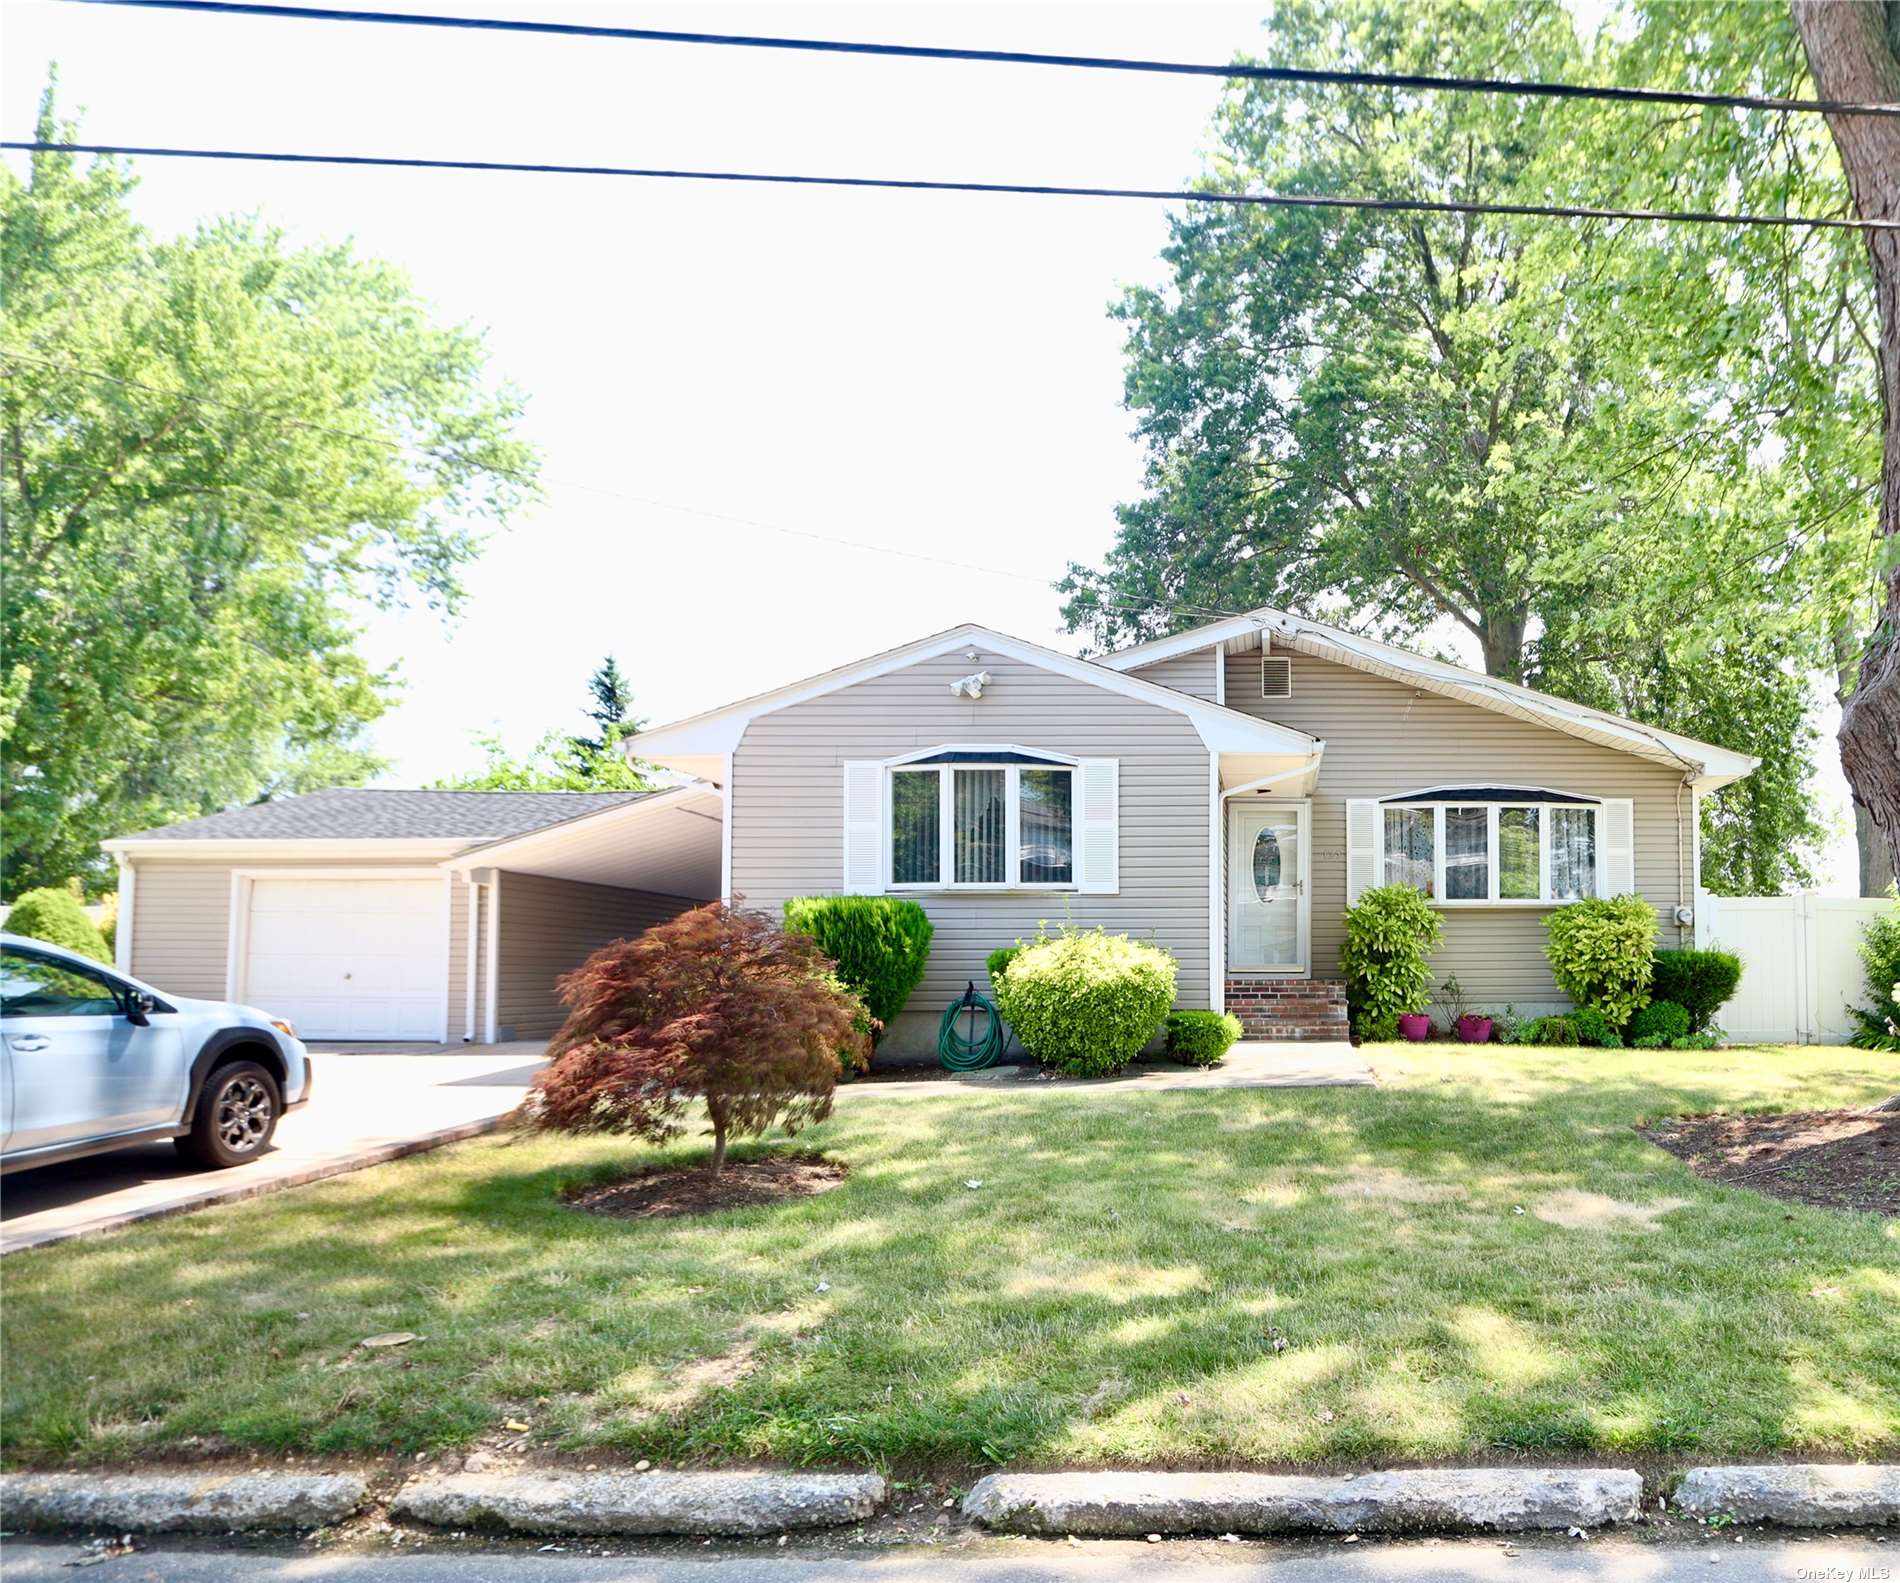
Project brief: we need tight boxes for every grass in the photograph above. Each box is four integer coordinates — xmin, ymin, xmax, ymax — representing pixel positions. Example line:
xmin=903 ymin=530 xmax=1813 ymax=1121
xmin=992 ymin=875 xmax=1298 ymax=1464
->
xmin=2 ymin=1044 xmax=1895 ymax=1472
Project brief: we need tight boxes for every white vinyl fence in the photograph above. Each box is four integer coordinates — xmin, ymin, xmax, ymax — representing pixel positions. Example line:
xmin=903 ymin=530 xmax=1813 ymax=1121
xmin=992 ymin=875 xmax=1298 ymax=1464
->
xmin=1695 ymin=891 xmax=1894 ymax=1045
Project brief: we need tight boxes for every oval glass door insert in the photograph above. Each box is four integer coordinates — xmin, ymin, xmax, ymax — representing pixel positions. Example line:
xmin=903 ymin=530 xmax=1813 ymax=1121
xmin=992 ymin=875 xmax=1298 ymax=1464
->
xmin=1252 ymin=828 xmax=1282 ymax=897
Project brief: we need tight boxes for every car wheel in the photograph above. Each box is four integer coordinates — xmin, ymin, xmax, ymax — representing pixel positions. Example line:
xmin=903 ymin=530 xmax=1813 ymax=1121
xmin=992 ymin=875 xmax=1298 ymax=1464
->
xmin=179 ymin=1061 xmax=281 ymax=1169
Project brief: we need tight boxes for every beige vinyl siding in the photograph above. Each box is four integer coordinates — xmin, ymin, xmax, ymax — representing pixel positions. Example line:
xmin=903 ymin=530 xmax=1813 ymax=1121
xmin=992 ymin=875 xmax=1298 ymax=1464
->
xmin=445 ymin=876 xmax=474 ymax=1042
xmin=731 ymin=649 xmax=1212 ymax=1017
xmin=1222 ymin=648 xmax=1690 ymax=1008
xmin=494 ymin=871 xmax=702 ymax=1041
xmin=1128 ymin=649 xmax=1221 ymax=702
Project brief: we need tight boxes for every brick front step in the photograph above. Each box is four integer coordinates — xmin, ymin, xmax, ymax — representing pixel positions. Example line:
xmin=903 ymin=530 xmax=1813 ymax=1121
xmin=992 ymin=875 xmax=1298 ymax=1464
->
xmin=1226 ymin=976 xmax=1350 ymax=1041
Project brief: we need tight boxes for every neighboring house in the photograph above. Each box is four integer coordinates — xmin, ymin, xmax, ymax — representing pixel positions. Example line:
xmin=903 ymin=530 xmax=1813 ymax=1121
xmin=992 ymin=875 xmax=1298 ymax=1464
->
xmin=102 ymin=606 xmax=1757 ymax=1051
xmin=102 ymin=789 xmax=719 ymax=1043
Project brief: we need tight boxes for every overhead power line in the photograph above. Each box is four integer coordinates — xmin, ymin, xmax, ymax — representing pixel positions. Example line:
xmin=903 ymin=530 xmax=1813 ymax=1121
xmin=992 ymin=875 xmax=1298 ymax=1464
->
xmin=71 ymin=0 xmax=1900 ymax=119
xmin=4 ymin=142 xmax=1889 ymax=232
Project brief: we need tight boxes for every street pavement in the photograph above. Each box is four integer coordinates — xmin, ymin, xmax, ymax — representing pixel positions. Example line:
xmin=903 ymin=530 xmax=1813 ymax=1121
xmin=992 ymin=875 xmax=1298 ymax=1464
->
xmin=1 ymin=1535 xmax=1889 ymax=1583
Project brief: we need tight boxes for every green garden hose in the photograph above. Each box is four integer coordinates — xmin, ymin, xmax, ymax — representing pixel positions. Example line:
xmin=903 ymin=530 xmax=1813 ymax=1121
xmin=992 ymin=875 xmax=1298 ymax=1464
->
xmin=938 ymin=981 xmax=1005 ymax=1071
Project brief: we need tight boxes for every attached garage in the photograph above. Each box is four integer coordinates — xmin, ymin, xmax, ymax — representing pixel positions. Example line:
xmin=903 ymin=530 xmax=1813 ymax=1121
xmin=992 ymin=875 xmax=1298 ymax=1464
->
xmin=237 ymin=875 xmax=447 ymax=1041
xmin=102 ymin=787 xmax=724 ymax=1044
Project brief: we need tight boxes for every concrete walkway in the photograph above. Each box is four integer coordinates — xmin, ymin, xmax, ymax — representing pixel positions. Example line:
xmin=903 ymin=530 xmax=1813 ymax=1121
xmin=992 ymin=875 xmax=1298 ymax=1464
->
xmin=0 ymin=1043 xmax=546 ymax=1255
xmin=843 ymin=1042 xmax=1373 ymax=1098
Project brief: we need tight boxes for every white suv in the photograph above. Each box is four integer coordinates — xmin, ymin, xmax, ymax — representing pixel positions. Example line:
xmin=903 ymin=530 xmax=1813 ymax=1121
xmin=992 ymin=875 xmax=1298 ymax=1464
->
xmin=0 ymin=932 xmax=311 ymax=1174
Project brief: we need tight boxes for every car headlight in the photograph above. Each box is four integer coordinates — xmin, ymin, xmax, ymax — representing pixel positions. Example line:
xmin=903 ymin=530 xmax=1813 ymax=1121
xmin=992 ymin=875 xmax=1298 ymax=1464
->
xmin=270 ymin=1018 xmax=298 ymax=1039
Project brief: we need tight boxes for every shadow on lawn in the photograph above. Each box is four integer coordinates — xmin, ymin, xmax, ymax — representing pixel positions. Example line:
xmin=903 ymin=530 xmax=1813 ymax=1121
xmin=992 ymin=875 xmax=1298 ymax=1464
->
xmin=3 ymin=1061 xmax=1895 ymax=1469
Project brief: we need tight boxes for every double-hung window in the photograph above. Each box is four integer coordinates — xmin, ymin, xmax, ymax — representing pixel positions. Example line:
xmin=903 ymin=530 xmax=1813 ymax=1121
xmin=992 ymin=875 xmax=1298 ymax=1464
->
xmin=888 ymin=753 xmax=1076 ymax=890
xmin=1376 ymin=788 xmax=1603 ymax=905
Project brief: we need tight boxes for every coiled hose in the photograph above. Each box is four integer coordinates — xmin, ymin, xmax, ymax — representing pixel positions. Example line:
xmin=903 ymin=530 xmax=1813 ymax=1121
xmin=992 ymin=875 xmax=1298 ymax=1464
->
xmin=938 ymin=980 xmax=1005 ymax=1070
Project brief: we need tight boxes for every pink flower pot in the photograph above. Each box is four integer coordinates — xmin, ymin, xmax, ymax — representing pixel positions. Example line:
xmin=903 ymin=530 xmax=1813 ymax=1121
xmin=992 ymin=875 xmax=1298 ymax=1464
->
xmin=1398 ymin=1013 xmax=1432 ymax=1042
xmin=1457 ymin=1015 xmax=1494 ymax=1044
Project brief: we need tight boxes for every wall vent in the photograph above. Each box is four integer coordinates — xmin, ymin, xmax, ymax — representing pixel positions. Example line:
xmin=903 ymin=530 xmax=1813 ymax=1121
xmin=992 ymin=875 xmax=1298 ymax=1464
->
xmin=1261 ymin=654 xmax=1293 ymax=699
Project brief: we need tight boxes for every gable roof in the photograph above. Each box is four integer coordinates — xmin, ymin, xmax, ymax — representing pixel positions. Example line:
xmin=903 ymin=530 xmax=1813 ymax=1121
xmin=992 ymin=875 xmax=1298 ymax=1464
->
xmin=1098 ymin=607 xmax=1759 ymax=791
xmin=108 ymin=788 xmax=658 ymax=844
xmin=626 ymin=623 xmax=1324 ymax=783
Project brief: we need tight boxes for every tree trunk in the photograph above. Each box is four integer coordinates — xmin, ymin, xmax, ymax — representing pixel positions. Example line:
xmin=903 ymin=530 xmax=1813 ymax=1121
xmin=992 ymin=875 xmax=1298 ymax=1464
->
xmin=707 ymin=1097 xmax=729 ymax=1177
xmin=1793 ymin=0 xmax=1900 ymax=890
xmin=1854 ymin=798 xmax=1899 ymax=895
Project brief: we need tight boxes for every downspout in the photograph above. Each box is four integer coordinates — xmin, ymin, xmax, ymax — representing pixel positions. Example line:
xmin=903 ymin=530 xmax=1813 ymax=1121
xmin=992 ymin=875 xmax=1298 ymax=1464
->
xmin=463 ymin=875 xmax=479 ymax=1042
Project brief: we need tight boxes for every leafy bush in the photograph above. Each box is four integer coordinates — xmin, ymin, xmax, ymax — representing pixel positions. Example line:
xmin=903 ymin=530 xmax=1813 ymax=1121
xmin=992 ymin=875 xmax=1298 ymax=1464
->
xmin=527 ymin=902 xmax=869 ymax=1173
xmin=1649 ymin=949 xmax=1742 ymax=1032
xmin=986 ymin=946 xmax=1020 ymax=984
xmin=1629 ymin=999 xmax=1692 ymax=1047
xmin=1847 ymin=904 xmax=1900 ymax=1054
xmin=1568 ymin=1006 xmax=1624 ymax=1049
xmin=1340 ymin=885 xmax=1444 ymax=1038
xmin=5 ymin=885 xmax=110 ymax=964
xmin=1543 ymin=896 xmax=1657 ymax=1026
xmin=1358 ymin=1009 xmax=1400 ymax=1042
xmin=1164 ymin=1010 xmax=1243 ymax=1067
xmin=1490 ymin=1004 xmax=1524 ymax=1044
xmin=783 ymin=896 xmax=933 ymax=1043
xmin=990 ymin=926 xmax=1176 ymax=1077
xmin=1520 ymin=1014 xmax=1580 ymax=1046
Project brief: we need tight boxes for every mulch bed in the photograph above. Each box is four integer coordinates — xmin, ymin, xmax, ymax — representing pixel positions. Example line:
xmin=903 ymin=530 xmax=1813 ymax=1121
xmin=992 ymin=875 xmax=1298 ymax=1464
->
xmin=1641 ymin=1108 xmax=1900 ymax=1217
xmin=564 ymin=1154 xmax=848 ymax=1221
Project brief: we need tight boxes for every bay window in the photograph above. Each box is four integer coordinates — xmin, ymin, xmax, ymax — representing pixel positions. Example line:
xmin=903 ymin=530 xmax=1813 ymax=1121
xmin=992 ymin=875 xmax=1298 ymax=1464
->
xmin=1378 ymin=790 xmax=1602 ymax=905
xmin=889 ymin=756 xmax=1076 ymax=889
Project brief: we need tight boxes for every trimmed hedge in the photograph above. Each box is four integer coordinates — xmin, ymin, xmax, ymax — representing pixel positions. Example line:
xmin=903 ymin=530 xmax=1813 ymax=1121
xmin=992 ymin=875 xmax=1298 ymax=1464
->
xmin=1544 ymin=896 xmax=1656 ymax=1027
xmin=5 ymin=886 xmax=111 ymax=964
xmin=1164 ymin=1010 xmax=1243 ymax=1067
xmin=991 ymin=927 xmax=1176 ymax=1078
xmin=1340 ymin=885 xmax=1443 ymax=1038
xmin=1630 ymin=999 xmax=1692 ymax=1048
xmin=783 ymin=897 xmax=933 ymax=1042
xmin=1650 ymin=949 xmax=1742 ymax=1032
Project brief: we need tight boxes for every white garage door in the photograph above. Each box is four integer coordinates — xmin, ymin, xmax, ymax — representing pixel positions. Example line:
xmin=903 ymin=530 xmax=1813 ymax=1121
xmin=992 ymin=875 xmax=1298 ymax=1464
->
xmin=244 ymin=879 xmax=444 ymax=1041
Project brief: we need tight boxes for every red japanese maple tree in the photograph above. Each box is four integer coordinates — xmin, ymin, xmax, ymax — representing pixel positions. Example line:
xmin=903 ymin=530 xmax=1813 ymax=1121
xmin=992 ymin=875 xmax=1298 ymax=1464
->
xmin=524 ymin=901 xmax=870 ymax=1174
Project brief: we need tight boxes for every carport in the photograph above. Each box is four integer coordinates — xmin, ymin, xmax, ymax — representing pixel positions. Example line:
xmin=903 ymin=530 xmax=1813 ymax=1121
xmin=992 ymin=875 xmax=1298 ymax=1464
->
xmin=440 ymin=784 xmax=723 ymax=1042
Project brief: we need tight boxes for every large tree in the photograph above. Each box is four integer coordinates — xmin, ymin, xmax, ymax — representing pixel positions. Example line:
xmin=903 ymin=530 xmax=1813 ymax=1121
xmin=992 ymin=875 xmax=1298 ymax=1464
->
xmin=431 ymin=654 xmax=651 ymax=792
xmin=1061 ymin=0 xmax=1877 ymax=893
xmin=1 ymin=89 xmax=537 ymax=894
xmin=1790 ymin=0 xmax=1900 ymax=891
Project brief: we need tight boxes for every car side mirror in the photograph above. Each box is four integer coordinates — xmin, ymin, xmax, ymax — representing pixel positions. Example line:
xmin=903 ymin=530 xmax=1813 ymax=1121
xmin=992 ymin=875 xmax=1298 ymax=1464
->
xmin=124 ymin=990 xmax=155 ymax=1027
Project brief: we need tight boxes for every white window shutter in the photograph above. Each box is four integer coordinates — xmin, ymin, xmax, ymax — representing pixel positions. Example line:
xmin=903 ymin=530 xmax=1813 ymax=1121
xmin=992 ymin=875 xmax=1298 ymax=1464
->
xmin=1600 ymin=798 xmax=1635 ymax=897
xmin=1345 ymin=799 xmax=1379 ymax=904
xmin=1076 ymin=759 xmax=1120 ymax=894
xmin=841 ymin=761 xmax=884 ymax=894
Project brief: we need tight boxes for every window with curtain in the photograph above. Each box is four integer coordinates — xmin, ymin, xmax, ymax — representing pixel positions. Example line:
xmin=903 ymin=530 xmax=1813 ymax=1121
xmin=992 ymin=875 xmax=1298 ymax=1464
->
xmin=1444 ymin=807 xmax=1489 ymax=900
xmin=1383 ymin=807 xmax=1434 ymax=896
xmin=889 ymin=759 xmax=1075 ymax=889
xmin=1548 ymin=806 xmax=1597 ymax=901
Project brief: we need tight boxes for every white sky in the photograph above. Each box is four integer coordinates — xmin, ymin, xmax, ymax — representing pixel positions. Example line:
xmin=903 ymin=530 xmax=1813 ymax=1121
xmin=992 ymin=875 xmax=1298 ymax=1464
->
xmin=1 ymin=0 xmax=1857 ymax=889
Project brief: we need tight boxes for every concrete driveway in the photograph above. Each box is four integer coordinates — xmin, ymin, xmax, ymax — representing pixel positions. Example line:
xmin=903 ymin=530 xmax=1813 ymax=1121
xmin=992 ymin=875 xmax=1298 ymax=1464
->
xmin=0 ymin=1042 xmax=546 ymax=1256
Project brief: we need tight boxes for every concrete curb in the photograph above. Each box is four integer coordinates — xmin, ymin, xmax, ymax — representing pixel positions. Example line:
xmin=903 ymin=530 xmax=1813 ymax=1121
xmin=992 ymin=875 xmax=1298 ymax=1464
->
xmin=961 ymin=1469 xmax=1645 ymax=1535
xmin=390 ymin=1469 xmax=890 ymax=1536
xmin=0 ymin=1116 xmax=512 ymax=1257
xmin=1674 ymin=1465 xmax=1900 ymax=1527
xmin=0 ymin=1472 xmax=367 ymax=1533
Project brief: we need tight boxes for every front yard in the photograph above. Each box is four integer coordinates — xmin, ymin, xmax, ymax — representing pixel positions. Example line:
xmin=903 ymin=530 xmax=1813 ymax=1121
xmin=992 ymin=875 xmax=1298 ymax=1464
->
xmin=3 ymin=1045 xmax=1895 ymax=1471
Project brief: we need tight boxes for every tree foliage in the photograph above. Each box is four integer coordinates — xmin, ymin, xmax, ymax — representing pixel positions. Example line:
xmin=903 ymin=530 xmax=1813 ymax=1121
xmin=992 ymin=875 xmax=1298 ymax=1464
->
xmin=0 ymin=87 xmax=538 ymax=896
xmin=1060 ymin=0 xmax=1879 ymax=894
xmin=432 ymin=654 xmax=651 ymax=791
xmin=524 ymin=902 xmax=869 ymax=1173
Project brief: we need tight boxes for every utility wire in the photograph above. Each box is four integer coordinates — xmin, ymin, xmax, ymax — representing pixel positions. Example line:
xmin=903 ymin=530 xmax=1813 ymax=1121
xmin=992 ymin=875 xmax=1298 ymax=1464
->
xmin=69 ymin=0 xmax=1900 ymax=120
xmin=0 ymin=347 xmax=1245 ymax=626
xmin=3 ymin=142 xmax=1888 ymax=232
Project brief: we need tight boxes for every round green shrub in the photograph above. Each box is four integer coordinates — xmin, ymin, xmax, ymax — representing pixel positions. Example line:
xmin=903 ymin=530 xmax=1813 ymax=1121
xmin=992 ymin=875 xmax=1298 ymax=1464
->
xmin=985 ymin=946 xmax=1020 ymax=985
xmin=1164 ymin=1010 xmax=1242 ymax=1067
xmin=1649 ymin=949 xmax=1741 ymax=1031
xmin=990 ymin=927 xmax=1176 ymax=1077
xmin=1848 ymin=905 xmax=1900 ymax=1053
xmin=1629 ymin=998 xmax=1691 ymax=1047
xmin=1339 ymin=885 xmax=1444 ymax=1038
xmin=783 ymin=896 xmax=933 ymax=1042
xmin=1543 ymin=896 xmax=1656 ymax=1027
xmin=5 ymin=886 xmax=110 ymax=964
xmin=1567 ymin=1006 xmax=1624 ymax=1049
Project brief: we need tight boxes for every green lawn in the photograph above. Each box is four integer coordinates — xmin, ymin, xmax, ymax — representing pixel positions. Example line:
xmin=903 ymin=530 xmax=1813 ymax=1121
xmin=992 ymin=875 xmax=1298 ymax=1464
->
xmin=3 ymin=1045 xmax=1895 ymax=1472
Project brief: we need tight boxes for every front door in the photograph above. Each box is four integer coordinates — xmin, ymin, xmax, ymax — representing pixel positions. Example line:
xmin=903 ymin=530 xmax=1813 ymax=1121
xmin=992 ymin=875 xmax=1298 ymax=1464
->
xmin=1228 ymin=803 xmax=1307 ymax=973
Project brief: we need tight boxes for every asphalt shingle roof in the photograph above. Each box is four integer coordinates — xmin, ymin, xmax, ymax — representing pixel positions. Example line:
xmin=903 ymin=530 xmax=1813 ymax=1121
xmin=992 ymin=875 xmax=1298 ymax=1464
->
xmin=115 ymin=788 xmax=657 ymax=843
